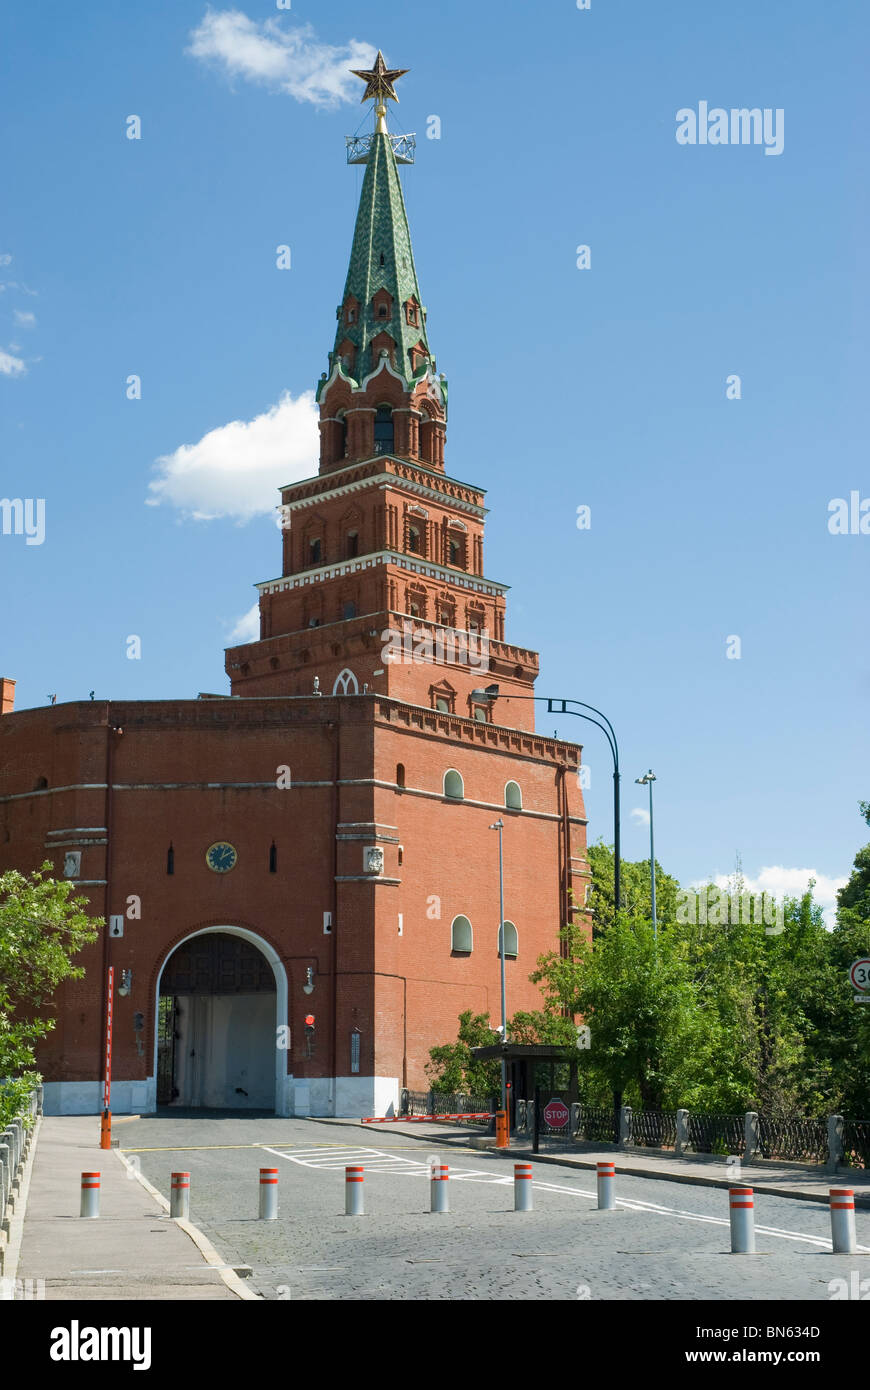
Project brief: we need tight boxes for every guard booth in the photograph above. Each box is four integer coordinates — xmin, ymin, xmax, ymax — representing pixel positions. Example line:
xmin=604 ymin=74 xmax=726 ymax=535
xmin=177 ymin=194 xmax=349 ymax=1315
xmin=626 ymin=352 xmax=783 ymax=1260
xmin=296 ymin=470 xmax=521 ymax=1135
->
xmin=470 ymin=1043 xmax=579 ymax=1135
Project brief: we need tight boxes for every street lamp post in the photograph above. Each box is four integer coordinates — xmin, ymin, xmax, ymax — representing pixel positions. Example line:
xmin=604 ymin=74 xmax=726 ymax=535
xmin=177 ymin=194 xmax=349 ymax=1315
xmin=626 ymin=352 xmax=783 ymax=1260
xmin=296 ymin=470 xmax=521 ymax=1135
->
xmin=473 ymin=686 xmax=621 ymax=913
xmin=635 ymin=770 xmax=657 ymax=937
xmin=490 ymin=818 xmax=508 ymax=1116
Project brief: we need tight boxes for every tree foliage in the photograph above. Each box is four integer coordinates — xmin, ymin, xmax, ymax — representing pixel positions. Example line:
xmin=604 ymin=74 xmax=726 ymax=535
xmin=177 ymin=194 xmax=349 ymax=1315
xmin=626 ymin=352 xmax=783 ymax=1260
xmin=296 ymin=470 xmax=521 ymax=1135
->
xmin=427 ymin=803 xmax=870 ymax=1118
xmin=0 ymin=863 xmax=101 ymax=1127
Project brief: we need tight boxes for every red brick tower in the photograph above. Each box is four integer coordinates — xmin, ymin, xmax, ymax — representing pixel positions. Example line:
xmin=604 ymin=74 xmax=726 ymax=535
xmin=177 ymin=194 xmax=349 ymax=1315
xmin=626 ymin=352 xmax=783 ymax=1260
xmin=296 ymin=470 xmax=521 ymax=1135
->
xmin=225 ymin=60 xmax=539 ymax=730
xmin=0 ymin=55 xmax=590 ymax=1121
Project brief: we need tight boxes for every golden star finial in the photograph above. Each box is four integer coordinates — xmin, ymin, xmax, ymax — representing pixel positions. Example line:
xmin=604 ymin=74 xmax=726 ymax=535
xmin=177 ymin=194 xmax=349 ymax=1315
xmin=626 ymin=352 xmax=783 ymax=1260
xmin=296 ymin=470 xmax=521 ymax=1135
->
xmin=350 ymin=50 xmax=409 ymax=104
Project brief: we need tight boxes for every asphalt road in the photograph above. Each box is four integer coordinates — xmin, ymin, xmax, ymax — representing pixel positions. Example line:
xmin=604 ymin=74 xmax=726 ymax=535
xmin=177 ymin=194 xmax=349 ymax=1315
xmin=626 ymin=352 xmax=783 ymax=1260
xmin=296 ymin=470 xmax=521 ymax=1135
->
xmin=116 ymin=1115 xmax=868 ymax=1301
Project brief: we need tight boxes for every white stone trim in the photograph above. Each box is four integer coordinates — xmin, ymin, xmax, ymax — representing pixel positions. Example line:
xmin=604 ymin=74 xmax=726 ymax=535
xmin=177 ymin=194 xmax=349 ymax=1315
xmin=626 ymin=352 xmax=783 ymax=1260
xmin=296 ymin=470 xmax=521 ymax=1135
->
xmin=277 ymin=468 xmax=486 ymax=520
xmin=256 ymin=549 xmax=508 ymax=599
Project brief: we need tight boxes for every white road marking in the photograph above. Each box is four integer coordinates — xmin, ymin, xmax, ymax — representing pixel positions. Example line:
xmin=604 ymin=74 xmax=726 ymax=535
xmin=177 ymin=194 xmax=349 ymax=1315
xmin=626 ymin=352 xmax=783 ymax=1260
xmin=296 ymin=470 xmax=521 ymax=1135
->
xmin=261 ymin=1145 xmax=869 ymax=1251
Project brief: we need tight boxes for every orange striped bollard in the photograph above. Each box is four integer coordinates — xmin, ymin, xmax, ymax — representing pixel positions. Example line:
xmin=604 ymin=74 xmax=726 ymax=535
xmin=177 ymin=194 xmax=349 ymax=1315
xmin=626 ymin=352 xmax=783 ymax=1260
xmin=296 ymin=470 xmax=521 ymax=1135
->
xmin=830 ymin=1188 xmax=857 ymax=1254
xmin=597 ymin=1161 xmax=615 ymax=1210
xmin=345 ymin=1164 xmax=364 ymax=1216
xmin=259 ymin=1167 xmax=278 ymax=1220
xmin=514 ymin=1162 xmax=533 ymax=1211
xmin=170 ymin=1171 xmax=190 ymax=1219
xmin=430 ymin=1161 xmax=449 ymax=1214
xmin=80 ymin=1171 xmax=100 ymax=1219
xmin=729 ymin=1186 xmax=755 ymax=1253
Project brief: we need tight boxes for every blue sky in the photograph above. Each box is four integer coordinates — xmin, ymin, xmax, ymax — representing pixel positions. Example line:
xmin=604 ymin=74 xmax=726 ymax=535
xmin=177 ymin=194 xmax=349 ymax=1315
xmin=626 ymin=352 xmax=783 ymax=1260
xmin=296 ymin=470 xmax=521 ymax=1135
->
xmin=1 ymin=0 xmax=867 ymax=919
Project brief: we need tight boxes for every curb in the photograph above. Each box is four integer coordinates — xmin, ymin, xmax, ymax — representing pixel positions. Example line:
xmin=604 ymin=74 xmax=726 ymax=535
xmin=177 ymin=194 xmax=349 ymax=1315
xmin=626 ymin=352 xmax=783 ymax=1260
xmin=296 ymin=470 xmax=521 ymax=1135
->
xmin=0 ymin=1114 xmax=41 ymax=1292
xmin=113 ymin=1147 xmax=260 ymax=1301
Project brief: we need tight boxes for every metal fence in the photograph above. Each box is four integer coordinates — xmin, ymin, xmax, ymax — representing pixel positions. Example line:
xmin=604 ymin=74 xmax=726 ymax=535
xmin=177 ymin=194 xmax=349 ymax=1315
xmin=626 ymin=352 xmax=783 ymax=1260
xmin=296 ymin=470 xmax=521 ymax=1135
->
xmin=842 ymin=1120 xmax=870 ymax=1170
xmin=399 ymin=1089 xmax=495 ymax=1126
xmin=757 ymin=1115 xmax=828 ymax=1164
xmin=630 ymin=1109 xmax=678 ymax=1150
xmin=686 ymin=1112 xmax=745 ymax=1156
xmin=574 ymin=1105 xmax=619 ymax=1145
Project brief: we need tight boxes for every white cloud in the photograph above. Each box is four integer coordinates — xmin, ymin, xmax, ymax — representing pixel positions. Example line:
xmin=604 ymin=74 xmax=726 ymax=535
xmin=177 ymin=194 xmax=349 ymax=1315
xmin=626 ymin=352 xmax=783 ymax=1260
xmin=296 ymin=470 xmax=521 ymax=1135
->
xmin=147 ymin=388 xmax=319 ymax=522
xmin=630 ymin=807 xmax=650 ymax=827
xmin=228 ymin=602 xmax=260 ymax=644
xmin=695 ymin=866 xmax=848 ymax=928
xmin=0 ymin=349 xmax=26 ymax=377
xmin=0 ymin=253 xmax=11 ymax=267
xmin=13 ymin=310 xmax=35 ymax=327
xmin=187 ymin=10 xmax=376 ymax=109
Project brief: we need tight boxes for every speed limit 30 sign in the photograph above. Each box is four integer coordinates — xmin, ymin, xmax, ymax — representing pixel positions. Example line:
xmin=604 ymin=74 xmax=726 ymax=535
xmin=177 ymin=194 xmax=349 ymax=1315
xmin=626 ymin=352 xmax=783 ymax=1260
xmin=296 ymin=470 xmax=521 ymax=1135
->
xmin=850 ymin=958 xmax=870 ymax=1001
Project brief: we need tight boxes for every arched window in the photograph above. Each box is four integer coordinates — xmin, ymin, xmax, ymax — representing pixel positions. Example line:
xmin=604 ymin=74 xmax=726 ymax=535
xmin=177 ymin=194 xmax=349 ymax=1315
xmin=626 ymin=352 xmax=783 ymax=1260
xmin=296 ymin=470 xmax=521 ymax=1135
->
xmin=336 ymin=412 xmax=347 ymax=459
xmin=448 ymin=537 xmax=462 ymax=567
xmin=473 ymin=707 xmax=487 ymax=722
xmin=374 ymin=405 xmax=394 ymax=455
xmin=408 ymin=525 xmax=420 ymax=553
xmin=269 ymin=842 xmax=277 ymax=873
xmin=499 ymin=921 xmax=518 ymax=959
xmin=451 ymin=915 xmax=473 ymax=953
xmin=346 ymin=530 xmax=358 ymax=557
xmin=396 ymin=763 xmax=405 ymax=788
xmin=436 ymin=698 xmax=449 ymax=713
xmin=443 ymin=769 xmax=464 ymax=800
xmin=342 ymin=601 xmax=357 ymax=620
xmin=505 ymin=781 xmax=522 ymax=810
xmin=309 ymin=538 xmax=322 ymax=565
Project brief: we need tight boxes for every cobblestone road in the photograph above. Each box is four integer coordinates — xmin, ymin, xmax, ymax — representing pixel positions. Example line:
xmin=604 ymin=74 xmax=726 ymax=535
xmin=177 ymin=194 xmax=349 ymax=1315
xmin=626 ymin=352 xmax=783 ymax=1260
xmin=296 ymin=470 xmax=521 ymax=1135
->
xmin=117 ymin=1115 xmax=868 ymax=1301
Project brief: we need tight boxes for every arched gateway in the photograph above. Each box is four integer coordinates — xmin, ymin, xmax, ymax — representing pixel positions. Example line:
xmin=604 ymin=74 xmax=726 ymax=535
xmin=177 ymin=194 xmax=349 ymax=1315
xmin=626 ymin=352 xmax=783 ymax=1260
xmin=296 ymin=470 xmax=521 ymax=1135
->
xmin=154 ymin=927 xmax=288 ymax=1112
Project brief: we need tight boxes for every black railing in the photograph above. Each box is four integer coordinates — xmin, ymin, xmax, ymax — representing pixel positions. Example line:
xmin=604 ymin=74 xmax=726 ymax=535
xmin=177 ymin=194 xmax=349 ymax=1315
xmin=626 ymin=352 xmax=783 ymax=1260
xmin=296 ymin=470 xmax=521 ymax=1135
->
xmin=575 ymin=1105 xmax=619 ymax=1145
xmin=630 ymin=1109 xmax=678 ymax=1149
xmin=757 ymin=1115 xmax=827 ymax=1164
xmin=842 ymin=1120 xmax=870 ymax=1170
xmin=687 ymin=1112 xmax=745 ymax=1156
xmin=399 ymin=1089 xmax=495 ymax=1126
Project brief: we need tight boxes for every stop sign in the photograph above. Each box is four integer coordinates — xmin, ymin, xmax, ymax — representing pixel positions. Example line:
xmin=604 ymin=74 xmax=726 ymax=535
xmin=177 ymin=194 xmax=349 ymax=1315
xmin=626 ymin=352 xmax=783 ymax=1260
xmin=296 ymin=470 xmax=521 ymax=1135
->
xmin=543 ymin=1098 xmax=570 ymax=1128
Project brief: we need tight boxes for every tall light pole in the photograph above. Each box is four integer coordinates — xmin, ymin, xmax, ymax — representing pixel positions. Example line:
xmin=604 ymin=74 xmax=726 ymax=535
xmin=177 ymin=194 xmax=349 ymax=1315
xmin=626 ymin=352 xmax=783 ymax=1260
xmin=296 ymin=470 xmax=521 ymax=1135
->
xmin=474 ymin=686 xmax=621 ymax=913
xmin=490 ymin=818 xmax=507 ymax=1115
xmin=635 ymin=770 xmax=657 ymax=937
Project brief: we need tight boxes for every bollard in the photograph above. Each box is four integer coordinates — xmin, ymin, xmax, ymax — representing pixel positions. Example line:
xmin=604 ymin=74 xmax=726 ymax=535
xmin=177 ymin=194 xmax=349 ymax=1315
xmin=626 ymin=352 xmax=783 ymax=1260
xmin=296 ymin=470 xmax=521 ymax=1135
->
xmin=345 ymin=1164 xmax=364 ymax=1216
xmin=495 ymin=1110 xmax=509 ymax=1149
xmin=514 ymin=1162 xmax=534 ymax=1212
xmin=597 ymin=1161 xmax=615 ymax=1211
xmin=259 ymin=1167 xmax=279 ymax=1221
xmin=430 ymin=1162 xmax=449 ymax=1214
xmin=829 ymin=1188 xmax=857 ymax=1254
xmin=729 ymin=1186 xmax=755 ymax=1253
xmin=170 ymin=1171 xmax=190 ymax=1220
xmin=100 ymin=1109 xmax=112 ymax=1151
xmin=80 ymin=1172 xmax=100 ymax=1219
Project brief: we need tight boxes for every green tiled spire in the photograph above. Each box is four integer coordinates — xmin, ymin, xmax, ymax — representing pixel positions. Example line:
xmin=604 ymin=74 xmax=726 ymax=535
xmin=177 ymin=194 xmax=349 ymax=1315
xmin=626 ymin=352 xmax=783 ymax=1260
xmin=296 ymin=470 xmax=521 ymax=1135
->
xmin=330 ymin=130 xmax=431 ymax=385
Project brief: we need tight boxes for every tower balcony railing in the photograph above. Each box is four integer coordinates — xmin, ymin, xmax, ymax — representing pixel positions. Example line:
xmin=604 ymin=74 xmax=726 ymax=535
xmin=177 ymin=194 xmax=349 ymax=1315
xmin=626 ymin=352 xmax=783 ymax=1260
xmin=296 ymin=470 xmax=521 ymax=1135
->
xmin=346 ymin=132 xmax=416 ymax=165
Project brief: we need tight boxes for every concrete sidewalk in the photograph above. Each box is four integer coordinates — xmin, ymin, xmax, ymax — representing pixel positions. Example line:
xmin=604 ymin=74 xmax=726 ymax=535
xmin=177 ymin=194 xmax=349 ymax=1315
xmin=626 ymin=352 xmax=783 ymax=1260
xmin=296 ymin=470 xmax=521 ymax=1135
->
xmin=9 ymin=1116 xmax=251 ymax=1300
xmin=328 ymin=1117 xmax=870 ymax=1207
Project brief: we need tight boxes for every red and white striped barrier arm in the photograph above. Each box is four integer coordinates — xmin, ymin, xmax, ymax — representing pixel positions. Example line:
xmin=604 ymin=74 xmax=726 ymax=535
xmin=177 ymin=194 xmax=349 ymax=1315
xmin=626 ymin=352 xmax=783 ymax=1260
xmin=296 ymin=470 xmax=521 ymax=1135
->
xmin=361 ymin=1112 xmax=494 ymax=1124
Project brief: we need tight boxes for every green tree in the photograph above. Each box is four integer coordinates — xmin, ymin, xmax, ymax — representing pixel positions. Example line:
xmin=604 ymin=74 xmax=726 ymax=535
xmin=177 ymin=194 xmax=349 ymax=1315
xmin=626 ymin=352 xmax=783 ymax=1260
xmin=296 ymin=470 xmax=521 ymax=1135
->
xmin=585 ymin=841 xmax=680 ymax=934
xmin=0 ymin=863 xmax=101 ymax=1127
xmin=531 ymin=916 xmax=712 ymax=1112
xmin=425 ymin=1010 xmax=501 ymax=1095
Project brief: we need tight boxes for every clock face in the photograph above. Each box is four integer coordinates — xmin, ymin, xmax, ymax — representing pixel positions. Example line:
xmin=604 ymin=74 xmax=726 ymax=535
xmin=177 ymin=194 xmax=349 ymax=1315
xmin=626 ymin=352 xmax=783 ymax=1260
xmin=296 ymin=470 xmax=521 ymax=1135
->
xmin=206 ymin=841 xmax=237 ymax=874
